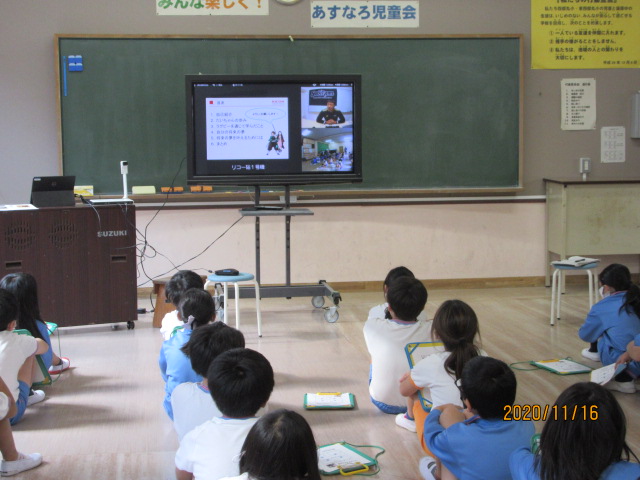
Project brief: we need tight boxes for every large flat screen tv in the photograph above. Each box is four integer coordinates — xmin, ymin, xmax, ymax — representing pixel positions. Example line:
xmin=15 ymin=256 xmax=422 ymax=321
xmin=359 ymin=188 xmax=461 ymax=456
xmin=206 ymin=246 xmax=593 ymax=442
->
xmin=186 ymin=75 xmax=362 ymax=186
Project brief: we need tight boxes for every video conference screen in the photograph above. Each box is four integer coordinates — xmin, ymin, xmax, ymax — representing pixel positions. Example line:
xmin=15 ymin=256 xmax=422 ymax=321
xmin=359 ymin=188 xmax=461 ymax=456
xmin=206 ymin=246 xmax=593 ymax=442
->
xmin=186 ymin=75 xmax=362 ymax=186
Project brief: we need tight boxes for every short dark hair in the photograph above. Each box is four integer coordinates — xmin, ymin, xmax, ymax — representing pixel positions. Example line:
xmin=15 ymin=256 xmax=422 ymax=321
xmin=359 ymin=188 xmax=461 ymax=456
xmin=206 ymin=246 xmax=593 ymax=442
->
xmin=460 ymin=356 xmax=516 ymax=419
xmin=208 ymin=348 xmax=274 ymax=418
xmin=386 ymin=276 xmax=427 ymax=321
xmin=0 ymin=289 xmax=18 ymax=331
xmin=239 ymin=409 xmax=321 ymax=480
xmin=383 ymin=266 xmax=415 ymax=288
xmin=165 ymin=270 xmax=204 ymax=305
xmin=181 ymin=322 xmax=245 ymax=377
xmin=178 ymin=288 xmax=215 ymax=330
xmin=537 ymin=382 xmax=637 ymax=480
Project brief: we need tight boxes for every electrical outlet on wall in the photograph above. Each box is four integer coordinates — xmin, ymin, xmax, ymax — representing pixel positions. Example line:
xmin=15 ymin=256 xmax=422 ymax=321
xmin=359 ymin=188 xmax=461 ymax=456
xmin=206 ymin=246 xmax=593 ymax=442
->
xmin=579 ymin=157 xmax=591 ymax=174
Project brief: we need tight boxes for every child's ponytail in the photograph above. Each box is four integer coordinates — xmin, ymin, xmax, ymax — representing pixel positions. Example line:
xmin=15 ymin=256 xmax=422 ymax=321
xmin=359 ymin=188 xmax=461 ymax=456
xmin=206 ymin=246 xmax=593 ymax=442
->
xmin=431 ymin=299 xmax=481 ymax=380
xmin=178 ymin=288 xmax=215 ymax=330
xmin=623 ymin=283 xmax=640 ymax=319
xmin=599 ymin=264 xmax=640 ymax=318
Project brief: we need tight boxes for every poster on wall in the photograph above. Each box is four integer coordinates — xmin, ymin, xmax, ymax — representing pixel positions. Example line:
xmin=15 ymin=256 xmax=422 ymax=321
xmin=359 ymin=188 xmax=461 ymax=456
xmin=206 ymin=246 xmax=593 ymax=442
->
xmin=531 ymin=0 xmax=639 ymax=69
xmin=156 ymin=0 xmax=267 ymax=15
xmin=561 ymin=79 xmax=596 ymax=131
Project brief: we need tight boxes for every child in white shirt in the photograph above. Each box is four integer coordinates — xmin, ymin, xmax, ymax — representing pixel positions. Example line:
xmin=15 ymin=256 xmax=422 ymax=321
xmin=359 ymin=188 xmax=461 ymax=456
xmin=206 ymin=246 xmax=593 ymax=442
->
xmin=175 ymin=348 xmax=274 ymax=480
xmin=171 ymin=322 xmax=245 ymax=441
xmin=159 ymin=271 xmax=204 ymax=341
xmin=398 ymin=299 xmax=483 ymax=454
xmin=368 ymin=266 xmax=428 ymax=322
xmin=219 ymin=409 xmax=321 ymax=480
xmin=0 ymin=375 xmax=42 ymax=476
xmin=0 ymin=290 xmax=49 ymax=426
xmin=364 ymin=276 xmax=431 ymax=414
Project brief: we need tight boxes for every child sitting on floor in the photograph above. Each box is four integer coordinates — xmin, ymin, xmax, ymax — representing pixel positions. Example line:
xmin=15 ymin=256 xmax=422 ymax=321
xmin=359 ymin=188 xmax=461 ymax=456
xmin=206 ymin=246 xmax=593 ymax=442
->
xmin=510 ymin=382 xmax=640 ymax=480
xmin=219 ymin=409 xmax=321 ymax=480
xmin=578 ymin=263 xmax=640 ymax=393
xmin=0 ymin=289 xmax=49 ymax=425
xmin=0 ymin=273 xmax=70 ymax=374
xmin=0 ymin=376 xmax=42 ymax=476
xmin=398 ymin=299 xmax=483 ymax=455
xmin=171 ymin=322 xmax=246 ymax=441
xmin=368 ymin=266 xmax=428 ymax=322
xmin=422 ymin=356 xmax=534 ymax=480
xmin=364 ymin=276 xmax=431 ymax=415
xmin=159 ymin=271 xmax=205 ymax=341
xmin=175 ymin=348 xmax=274 ymax=480
xmin=159 ymin=288 xmax=214 ymax=420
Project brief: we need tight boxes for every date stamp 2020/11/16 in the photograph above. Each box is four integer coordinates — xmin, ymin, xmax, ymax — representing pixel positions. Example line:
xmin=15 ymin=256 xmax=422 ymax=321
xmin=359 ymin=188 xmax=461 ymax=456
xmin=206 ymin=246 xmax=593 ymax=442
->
xmin=503 ymin=404 xmax=599 ymax=422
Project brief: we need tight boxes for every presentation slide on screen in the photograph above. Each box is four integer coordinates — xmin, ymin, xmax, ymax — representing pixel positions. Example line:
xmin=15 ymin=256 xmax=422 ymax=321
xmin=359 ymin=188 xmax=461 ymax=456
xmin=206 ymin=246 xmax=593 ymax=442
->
xmin=206 ymin=97 xmax=289 ymax=161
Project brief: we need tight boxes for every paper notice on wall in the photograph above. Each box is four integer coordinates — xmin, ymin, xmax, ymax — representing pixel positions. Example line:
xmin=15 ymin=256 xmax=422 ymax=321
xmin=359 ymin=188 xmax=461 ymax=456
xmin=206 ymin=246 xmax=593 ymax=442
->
xmin=561 ymin=79 xmax=596 ymax=130
xmin=601 ymin=126 xmax=625 ymax=163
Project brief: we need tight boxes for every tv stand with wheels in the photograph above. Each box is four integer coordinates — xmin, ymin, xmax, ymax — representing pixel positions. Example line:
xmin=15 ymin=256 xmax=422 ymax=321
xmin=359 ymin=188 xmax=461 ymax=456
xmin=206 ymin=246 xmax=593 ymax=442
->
xmin=226 ymin=185 xmax=342 ymax=323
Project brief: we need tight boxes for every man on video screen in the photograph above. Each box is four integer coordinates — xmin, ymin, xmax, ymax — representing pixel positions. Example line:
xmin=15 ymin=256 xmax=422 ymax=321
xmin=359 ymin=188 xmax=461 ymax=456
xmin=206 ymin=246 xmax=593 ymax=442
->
xmin=316 ymin=100 xmax=346 ymax=125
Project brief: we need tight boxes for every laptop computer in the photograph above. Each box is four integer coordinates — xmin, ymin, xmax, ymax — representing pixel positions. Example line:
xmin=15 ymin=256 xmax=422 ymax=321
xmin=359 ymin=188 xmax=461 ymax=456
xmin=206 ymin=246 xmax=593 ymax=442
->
xmin=30 ymin=176 xmax=76 ymax=207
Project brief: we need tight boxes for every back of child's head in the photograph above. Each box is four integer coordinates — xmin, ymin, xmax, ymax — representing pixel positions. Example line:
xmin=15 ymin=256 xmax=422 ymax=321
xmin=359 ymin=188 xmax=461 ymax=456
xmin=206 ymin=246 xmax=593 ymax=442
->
xmin=178 ymin=288 xmax=215 ymax=330
xmin=599 ymin=263 xmax=631 ymax=291
xmin=0 ymin=289 xmax=18 ymax=332
xmin=537 ymin=382 xmax=636 ymax=480
xmin=0 ymin=273 xmax=44 ymax=340
xmin=383 ymin=266 xmax=415 ymax=292
xmin=208 ymin=347 xmax=274 ymax=418
xmin=181 ymin=322 xmax=245 ymax=377
xmin=239 ymin=409 xmax=321 ymax=480
xmin=599 ymin=263 xmax=640 ymax=318
xmin=165 ymin=270 xmax=204 ymax=306
xmin=431 ymin=299 xmax=481 ymax=379
xmin=386 ymin=276 xmax=427 ymax=321
xmin=460 ymin=356 xmax=515 ymax=419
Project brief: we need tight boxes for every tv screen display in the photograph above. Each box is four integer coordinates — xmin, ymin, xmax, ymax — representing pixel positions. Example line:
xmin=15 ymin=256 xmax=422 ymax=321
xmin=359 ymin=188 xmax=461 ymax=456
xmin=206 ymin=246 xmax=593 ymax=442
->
xmin=186 ymin=75 xmax=362 ymax=186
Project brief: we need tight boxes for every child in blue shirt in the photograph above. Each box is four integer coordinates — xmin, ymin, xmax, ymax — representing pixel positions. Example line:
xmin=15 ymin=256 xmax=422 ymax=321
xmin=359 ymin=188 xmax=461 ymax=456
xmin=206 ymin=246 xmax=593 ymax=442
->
xmin=159 ymin=288 xmax=214 ymax=420
xmin=422 ymin=356 xmax=534 ymax=480
xmin=510 ymin=382 xmax=640 ymax=480
xmin=579 ymin=263 xmax=640 ymax=393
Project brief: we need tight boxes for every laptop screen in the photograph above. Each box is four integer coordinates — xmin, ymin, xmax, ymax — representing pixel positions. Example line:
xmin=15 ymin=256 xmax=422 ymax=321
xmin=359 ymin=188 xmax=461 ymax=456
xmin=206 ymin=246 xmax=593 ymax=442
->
xmin=30 ymin=176 xmax=76 ymax=207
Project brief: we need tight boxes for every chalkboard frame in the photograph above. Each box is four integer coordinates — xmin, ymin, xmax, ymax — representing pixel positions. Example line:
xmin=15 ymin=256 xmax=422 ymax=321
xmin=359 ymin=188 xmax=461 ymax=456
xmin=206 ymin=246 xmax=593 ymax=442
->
xmin=55 ymin=34 xmax=523 ymax=197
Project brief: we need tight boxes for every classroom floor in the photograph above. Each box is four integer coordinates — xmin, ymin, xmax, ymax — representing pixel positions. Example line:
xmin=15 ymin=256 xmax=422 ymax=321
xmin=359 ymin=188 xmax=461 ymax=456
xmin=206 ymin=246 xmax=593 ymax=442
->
xmin=10 ymin=285 xmax=640 ymax=480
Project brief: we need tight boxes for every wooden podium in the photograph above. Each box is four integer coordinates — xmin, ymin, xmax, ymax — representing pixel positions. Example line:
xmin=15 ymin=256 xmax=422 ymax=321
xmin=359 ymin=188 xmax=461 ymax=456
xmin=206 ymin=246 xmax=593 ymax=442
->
xmin=0 ymin=204 xmax=137 ymax=327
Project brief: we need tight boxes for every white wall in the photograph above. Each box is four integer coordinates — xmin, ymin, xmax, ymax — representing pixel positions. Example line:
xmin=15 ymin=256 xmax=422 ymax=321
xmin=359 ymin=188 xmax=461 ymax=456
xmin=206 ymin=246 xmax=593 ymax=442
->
xmin=135 ymin=202 xmax=547 ymax=286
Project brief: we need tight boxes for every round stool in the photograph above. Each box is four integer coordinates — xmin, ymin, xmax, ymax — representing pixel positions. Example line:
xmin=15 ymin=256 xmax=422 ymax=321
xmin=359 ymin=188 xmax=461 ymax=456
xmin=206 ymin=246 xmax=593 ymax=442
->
xmin=550 ymin=262 xmax=599 ymax=325
xmin=205 ymin=273 xmax=262 ymax=337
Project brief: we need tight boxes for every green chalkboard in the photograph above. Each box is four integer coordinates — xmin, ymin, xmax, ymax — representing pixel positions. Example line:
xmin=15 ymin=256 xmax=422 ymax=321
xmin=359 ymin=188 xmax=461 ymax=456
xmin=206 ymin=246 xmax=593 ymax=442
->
xmin=58 ymin=36 xmax=522 ymax=194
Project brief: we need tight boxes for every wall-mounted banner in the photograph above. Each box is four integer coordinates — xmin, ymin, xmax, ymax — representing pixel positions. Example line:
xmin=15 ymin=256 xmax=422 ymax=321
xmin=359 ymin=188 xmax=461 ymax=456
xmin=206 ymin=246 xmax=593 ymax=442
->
xmin=156 ymin=0 xmax=267 ymax=16
xmin=311 ymin=1 xmax=418 ymax=28
xmin=532 ymin=0 xmax=639 ymax=69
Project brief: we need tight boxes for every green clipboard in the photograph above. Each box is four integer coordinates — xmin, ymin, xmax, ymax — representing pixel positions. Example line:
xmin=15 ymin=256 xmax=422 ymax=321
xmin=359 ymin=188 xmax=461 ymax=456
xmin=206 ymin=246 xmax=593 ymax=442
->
xmin=317 ymin=442 xmax=377 ymax=476
xmin=304 ymin=393 xmax=355 ymax=410
xmin=530 ymin=358 xmax=592 ymax=375
xmin=404 ymin=341 xmax=445 ymax=412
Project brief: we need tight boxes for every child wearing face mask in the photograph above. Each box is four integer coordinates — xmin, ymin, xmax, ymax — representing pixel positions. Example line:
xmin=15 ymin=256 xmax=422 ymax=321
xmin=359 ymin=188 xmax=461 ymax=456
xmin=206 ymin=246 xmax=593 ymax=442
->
xmin=578 ymin=263 xmax=640 ymax=393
